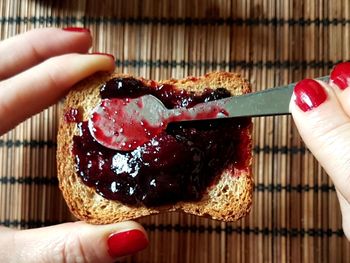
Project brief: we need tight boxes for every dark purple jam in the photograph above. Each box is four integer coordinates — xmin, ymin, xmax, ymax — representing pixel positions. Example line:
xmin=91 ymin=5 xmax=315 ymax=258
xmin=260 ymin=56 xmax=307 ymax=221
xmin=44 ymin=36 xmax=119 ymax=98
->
xmin=71 ymin=77 xmax=251 ymax=206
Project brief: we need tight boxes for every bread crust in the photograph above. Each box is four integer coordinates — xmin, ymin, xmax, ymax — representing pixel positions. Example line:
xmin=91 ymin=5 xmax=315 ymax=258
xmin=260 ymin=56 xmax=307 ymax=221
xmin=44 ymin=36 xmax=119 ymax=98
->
xmin=57 ymin=72 xmax=253 ymax=224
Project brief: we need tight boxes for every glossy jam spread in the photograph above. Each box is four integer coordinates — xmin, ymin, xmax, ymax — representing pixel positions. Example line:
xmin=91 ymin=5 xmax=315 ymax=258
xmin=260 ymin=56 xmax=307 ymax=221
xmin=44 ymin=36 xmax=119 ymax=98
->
xmin=64 ymin=107 xmax=82 ymax=123
xmin=70 ymin=77 xmax=251 ymax=206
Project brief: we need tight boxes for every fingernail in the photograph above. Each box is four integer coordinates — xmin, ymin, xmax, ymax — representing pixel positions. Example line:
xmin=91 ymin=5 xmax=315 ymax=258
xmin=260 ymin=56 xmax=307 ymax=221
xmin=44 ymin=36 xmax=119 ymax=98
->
xmin=107 ymin=229 xmax=148 ymax=258
xmin=293 ymin=79 xmax=328 ymax=112
xmin=330 ymin=62 xmax=350 ymax=90
xmin=62 ymin=27 xmax=91 ymax=33
xmin=90 ymin=52 xmax=115 ymax=61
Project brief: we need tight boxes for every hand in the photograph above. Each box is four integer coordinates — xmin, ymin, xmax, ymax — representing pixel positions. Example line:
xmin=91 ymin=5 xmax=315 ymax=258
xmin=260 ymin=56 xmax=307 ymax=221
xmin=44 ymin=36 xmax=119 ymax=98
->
xmin=0 ymin=28 xmax=148 ymax=262
xmin=290 ymin=62 xmax=350 ymax=240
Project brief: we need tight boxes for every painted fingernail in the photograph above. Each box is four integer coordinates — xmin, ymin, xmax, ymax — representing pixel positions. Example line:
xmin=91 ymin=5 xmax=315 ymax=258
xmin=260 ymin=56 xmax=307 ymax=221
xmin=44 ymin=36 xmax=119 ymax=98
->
xmin=62 ymin=27 xmax=91 ymax=33
xmin=107 ymin=229 xmax=148 ymax=258
xmin=330 ymin=62 xmax=350 ymax=90
xmin=90 ymin=52 xmax=115 ymax=61
xmin=293 ymin=79 xmax=328 ymax=112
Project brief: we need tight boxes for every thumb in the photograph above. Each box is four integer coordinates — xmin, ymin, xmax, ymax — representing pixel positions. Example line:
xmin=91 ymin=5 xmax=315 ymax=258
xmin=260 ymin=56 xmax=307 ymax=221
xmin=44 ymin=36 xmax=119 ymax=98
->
xmin=0 ymin=221 xmax=148 ymax=263
xmin=290 ymin=78 xmax=350 ymax=202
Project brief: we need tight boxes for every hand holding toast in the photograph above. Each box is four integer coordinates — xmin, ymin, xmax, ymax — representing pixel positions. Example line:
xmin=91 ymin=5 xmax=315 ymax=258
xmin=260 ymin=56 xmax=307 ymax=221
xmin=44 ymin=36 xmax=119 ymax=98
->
xmin=0 ymin=28 xmax=148 ymax=263
xmin=0 ymin=27 xmax=115 ymax=135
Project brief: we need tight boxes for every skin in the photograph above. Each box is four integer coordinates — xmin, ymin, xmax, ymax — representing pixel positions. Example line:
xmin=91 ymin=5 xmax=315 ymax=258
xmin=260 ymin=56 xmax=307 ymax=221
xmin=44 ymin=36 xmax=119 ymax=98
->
xmin=0 ymin=28 xmax=147 ymax=263
xmin=290 ymin=79 xmax=350 ymax=240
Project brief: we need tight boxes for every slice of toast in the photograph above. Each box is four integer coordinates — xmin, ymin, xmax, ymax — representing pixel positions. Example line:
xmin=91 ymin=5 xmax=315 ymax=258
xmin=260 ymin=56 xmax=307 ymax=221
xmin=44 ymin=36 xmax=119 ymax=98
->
xmin=57 ymin=72 xmax=253 ymax=224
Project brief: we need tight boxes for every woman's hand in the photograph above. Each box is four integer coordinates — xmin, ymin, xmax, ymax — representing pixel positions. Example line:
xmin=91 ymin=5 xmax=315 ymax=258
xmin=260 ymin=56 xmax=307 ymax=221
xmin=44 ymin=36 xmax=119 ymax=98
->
xmin=290 ymin=62 xmax=350 ymax=240
xmin=0 ymin=27 xmax=115 ymax=135
xmin=0 ymin=28 xmax=148 ymax=263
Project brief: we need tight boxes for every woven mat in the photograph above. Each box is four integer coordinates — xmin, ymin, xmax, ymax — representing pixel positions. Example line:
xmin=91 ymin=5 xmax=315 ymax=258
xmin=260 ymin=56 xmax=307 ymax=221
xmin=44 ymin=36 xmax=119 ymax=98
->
xmin=1 ymin=0 xmax=349 ymax=262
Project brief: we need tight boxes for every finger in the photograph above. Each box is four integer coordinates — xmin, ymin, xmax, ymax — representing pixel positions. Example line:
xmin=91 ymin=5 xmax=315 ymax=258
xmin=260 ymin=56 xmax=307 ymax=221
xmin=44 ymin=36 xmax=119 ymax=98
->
xmin=0 ymin=221 xmax=148 ymax=263
xmin=0 ymin=27 xmax=92 ymax=80
xmin=329 ymin=62 xmax=350 ymax=116
xmin=290 ymin=79 xmax=350 ymax=202
xmin=336 ymin=190 xmax=350 ymax=240
xmin=0 ymin=53 xmax=115 ymax=135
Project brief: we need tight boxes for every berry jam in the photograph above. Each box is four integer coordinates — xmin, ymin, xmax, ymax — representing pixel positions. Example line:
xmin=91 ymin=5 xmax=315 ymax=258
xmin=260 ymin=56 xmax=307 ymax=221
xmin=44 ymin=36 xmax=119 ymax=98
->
xmin=64 ymin=107 xmax=82 ymax=123
xmin=71 ymin=77 xmax=251 ymax=206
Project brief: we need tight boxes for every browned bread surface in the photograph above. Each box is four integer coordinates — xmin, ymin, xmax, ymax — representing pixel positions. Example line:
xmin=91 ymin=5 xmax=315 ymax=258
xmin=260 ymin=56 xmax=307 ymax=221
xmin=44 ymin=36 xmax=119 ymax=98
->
xmin=57 ymin=72 xmax=253 ymax=224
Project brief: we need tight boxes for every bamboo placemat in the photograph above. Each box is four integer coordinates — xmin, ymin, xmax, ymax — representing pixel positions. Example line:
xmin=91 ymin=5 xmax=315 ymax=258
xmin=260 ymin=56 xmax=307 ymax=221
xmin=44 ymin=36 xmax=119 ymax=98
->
xmin=1 ymin=0 xmax=349 ymax=262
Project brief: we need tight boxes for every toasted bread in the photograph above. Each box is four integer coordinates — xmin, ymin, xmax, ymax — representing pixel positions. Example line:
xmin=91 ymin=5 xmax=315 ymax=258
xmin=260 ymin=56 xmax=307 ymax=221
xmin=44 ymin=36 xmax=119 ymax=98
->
xmin=57 ymin=72 xmax=253 ymax=224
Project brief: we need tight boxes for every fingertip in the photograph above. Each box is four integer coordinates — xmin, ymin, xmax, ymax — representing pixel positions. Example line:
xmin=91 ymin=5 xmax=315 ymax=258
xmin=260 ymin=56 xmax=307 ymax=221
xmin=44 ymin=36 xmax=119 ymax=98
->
xmin=330 ymin=62 xmax=350 ymax=90
xmin=31 ymin=27 xmax=93 ymax=52
xmin=62 ymin=27 xmax=91 ymax=34
xmin=107 ymin=220 xmax=148 ymax=243
xmin=90 ymin=52 xmax=115 ymax=61
xmin=85 ymin=54 xmax=115 ymax=75
xmin=60 ymin=27 xmax=93 ymax=52
xmin=48 ymin=52 xmax=116 ymax=86
xmin=81 ymin=220 xmax=149 ymax=260
xmin=290 ymin=78 xmax=345 ymax=137
xmin=107 ymin=228 xmax=149 ymax=258
xmin=329 ymin=62 xmax=350 ymax=119
xmin=87 ymin=52 xmax=116 ymax=72
xmin=289 ymin=79 xmax=329 ymax=131
xmin=291 ymin=79 xmax=328 ymax=113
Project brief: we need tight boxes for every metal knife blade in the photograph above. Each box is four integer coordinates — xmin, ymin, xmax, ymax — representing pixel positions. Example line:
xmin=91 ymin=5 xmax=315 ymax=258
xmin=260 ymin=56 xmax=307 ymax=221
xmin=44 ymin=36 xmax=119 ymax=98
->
xmin=187 ymin=76 xmax=330 ymax=118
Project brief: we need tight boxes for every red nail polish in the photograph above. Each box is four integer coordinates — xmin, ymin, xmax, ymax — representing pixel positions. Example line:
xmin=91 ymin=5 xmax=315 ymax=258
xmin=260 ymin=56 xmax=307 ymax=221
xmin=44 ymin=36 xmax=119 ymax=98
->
xmin=293 ymin=79 xmax=328 ymax=112
xmin=90 ymin=52 xmax=115 ymax=61
xmin=330 ymin=62 xmax=350 ymax=90
xmin=107 ymin=229 xmax=148 ymax=258
xmin=62 ymin=27 xmax=91 ymax=33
